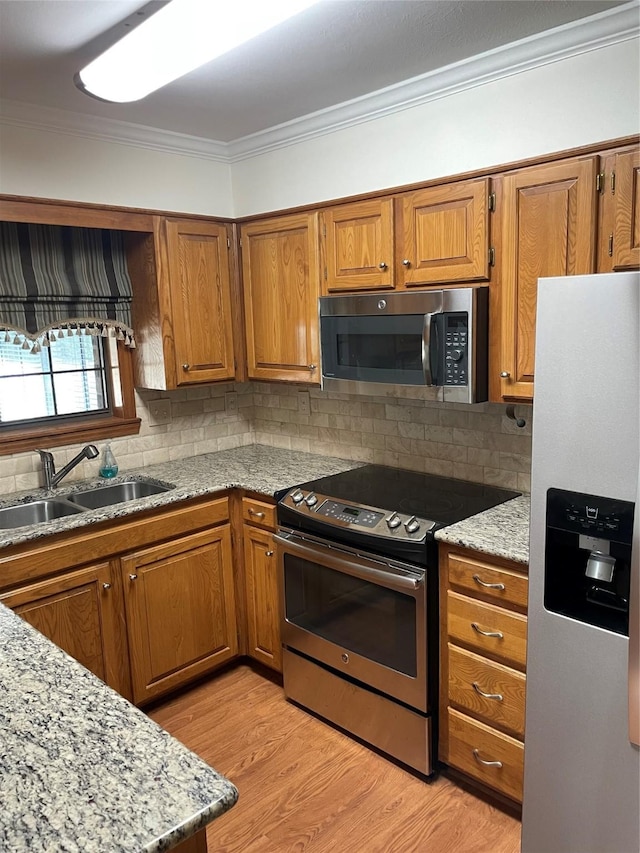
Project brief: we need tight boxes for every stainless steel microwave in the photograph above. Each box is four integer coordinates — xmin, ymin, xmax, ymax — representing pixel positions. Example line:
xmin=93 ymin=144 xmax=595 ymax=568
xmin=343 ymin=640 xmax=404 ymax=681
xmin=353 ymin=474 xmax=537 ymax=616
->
xmin=319 ymin=287 xmax=488 ymax=403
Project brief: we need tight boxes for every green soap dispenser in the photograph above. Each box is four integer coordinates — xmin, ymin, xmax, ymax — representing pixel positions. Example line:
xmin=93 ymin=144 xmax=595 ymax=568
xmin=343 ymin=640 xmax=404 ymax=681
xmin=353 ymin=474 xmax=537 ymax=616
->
xmin=99 ymin=443 xmax=119 ymax=478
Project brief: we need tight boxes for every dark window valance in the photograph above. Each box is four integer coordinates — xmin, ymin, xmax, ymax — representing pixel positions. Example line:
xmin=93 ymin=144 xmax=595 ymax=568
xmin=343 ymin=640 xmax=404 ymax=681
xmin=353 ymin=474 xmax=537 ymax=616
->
xmin=0 ymin=222 xmax=136 ymax=353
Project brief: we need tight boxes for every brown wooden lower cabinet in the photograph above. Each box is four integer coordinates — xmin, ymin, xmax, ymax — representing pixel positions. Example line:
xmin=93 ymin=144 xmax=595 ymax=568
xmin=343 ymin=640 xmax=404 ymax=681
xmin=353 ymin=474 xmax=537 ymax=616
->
xmin=0 ymin=561 xmax=131 ymax=698
xmin=439 ymin=542 xmax=529 ymax=804
xmin=122 ymin=525 xmax=238 ymax=705
xmin=243 ymin=523 xmax=282 ymax=672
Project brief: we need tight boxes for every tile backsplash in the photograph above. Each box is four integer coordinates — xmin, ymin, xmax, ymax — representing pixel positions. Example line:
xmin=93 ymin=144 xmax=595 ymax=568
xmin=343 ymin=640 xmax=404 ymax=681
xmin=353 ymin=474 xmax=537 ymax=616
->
xmin=0 ymin=382 xmax=532 ymax=496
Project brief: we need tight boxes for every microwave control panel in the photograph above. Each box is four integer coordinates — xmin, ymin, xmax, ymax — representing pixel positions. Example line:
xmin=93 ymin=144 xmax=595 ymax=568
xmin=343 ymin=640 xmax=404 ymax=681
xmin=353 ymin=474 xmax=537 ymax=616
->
xmin=441 ymin=312 xmax=468 ymax=386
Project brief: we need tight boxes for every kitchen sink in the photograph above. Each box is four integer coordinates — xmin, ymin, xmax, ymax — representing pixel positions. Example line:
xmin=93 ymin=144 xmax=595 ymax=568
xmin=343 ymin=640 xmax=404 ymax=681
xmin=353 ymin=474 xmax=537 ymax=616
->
xmin=0 ymin=499 xmax=86 ymax=530
xmin=66 ymin=478 xmax=173 ymax=510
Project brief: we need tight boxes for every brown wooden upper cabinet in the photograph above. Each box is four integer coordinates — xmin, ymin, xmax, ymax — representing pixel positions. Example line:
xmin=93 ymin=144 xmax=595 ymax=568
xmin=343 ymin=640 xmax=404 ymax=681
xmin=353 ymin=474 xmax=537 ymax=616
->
xmin=129 ymin=218 xmax=236 ymax=389
xmin=241 ymin=212 xmax=321 ymax=383
xmin=499 ymin=157 xmax=598 ymax=401
xmin=598 ymin=146 xmax=640 ymax=272
xmin=397 ymin=177 xmax=491 ymax=288
xmin=321 ymin=198 xmax=395 ymax=292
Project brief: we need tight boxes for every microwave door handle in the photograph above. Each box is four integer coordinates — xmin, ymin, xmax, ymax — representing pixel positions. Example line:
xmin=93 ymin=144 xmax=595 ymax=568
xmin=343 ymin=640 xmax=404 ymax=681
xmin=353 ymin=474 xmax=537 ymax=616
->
xmin=422 ymin=313 xmax=435 ymax=385
xmin=273 ymin=533 xmax=423 ymax=593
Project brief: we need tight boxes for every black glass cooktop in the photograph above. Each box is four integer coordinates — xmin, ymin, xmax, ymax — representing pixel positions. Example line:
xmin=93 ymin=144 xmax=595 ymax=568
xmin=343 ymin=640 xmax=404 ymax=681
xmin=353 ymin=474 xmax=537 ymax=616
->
xmin=291 ymin=464 xmax=520 ymax=528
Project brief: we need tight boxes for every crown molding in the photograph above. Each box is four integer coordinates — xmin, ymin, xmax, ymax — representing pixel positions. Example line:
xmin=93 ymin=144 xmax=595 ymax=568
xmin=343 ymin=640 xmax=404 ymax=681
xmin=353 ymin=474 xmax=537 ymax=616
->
xmin=228 ymin=1 xmax=640 ymax=161
xmin=0 ymin=100 xmax=230 ymax=163
xmin=0 ymin=2 xmax=637 ymax=165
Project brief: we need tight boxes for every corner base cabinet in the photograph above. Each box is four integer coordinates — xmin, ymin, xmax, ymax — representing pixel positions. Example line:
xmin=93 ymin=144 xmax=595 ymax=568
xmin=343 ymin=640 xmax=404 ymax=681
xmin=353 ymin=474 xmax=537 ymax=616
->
xmin=439 ymin=543 xmax=528 ymax=804
xmin=122 ymin=525 xmax=237 ymax=705
xmin=0 ymin=561 xmax=130 ymax=698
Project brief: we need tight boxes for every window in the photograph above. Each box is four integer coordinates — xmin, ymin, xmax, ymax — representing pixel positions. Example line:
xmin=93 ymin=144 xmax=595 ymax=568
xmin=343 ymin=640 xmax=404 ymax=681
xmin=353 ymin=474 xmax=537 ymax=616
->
xmin=0 ymin=331 xmax=108 ymax=424
xmin=0 ymin=332 xmax=139 ymax=456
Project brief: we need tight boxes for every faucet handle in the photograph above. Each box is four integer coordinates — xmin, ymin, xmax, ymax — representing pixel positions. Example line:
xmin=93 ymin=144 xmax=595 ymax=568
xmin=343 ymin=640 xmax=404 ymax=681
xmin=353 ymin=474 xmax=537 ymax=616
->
xmin=36 ymin=449 xmax=54 ymax=465
xmin=36 ymin=449 xmax=55 ymax=490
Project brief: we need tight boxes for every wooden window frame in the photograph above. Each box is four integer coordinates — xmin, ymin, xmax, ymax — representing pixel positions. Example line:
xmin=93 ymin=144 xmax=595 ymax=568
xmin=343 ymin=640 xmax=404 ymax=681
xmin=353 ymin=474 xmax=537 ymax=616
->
xmin=0 ymin=340 xmax=140 ymax=456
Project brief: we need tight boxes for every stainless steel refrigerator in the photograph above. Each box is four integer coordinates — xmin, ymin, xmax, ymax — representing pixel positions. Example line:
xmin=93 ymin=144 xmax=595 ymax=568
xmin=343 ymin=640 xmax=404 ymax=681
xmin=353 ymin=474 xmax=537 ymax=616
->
xmin=522 ymin=271 xmax=640 ymax=853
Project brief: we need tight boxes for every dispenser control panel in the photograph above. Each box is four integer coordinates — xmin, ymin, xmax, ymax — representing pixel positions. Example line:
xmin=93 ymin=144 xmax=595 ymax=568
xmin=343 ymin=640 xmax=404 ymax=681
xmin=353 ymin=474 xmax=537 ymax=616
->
xmin=547 ymin=488 xmax=635 ymax=542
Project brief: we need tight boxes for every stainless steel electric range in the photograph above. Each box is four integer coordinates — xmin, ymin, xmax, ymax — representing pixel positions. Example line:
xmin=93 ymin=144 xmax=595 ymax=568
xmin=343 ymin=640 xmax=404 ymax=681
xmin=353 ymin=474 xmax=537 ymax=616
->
xmin=275 ymin=464 xmax=519 ymax=776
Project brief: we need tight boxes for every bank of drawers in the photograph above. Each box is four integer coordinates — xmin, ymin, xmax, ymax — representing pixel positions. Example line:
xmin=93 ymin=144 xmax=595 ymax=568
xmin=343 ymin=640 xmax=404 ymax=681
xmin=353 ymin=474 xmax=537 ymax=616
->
xmin=439 ymin=545 xmax=528 ymax=803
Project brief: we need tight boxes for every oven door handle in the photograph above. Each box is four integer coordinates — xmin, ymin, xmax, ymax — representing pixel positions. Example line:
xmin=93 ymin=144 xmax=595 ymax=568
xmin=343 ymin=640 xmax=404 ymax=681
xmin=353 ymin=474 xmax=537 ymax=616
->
xmin=274 ymin=532 xmax=423 ymax=593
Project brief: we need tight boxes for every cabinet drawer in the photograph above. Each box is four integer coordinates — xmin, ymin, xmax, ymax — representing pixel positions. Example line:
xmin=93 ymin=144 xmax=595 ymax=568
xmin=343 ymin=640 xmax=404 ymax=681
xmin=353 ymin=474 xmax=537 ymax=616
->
xmin=448 ymin=644 xmax=526 ymax=738
xmin=447 ymin=552 xmax=528 ymax=610
xmin=448 ymin=708 xmax=524 ymax=802
xmin=448 ymin=591 xmax=527 ymax=670
xmin=242 ymin=497 xmax=277 ymax=530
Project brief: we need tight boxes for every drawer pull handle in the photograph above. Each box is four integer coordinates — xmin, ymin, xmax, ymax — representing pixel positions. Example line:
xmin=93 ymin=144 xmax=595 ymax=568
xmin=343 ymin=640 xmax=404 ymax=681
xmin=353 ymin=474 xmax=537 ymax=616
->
xmin=248 ymin=509 xmax=265 ymax=518
xmin=473 ymin=749 xmax=503 ymax=768
xmin=473 ymin=574 xmax=505 ymax=590
xmin=471 ymin=622 xmax=504 ymax=639
xmin=472 ymin=682 xmax=503 ymax=701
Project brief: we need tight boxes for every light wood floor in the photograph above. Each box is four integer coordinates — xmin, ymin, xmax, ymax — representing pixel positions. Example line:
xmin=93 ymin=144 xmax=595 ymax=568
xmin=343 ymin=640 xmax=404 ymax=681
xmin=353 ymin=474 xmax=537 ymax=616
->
xmin=148 ymin=664 xmax=522 ymax=853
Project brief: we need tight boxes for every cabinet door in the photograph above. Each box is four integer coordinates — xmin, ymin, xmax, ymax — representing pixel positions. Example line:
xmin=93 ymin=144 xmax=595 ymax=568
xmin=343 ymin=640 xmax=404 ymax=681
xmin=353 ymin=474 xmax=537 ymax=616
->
xmin=0 ymin=562 xmax=130 ymax=697
xmin=243 ymin=525 xmax=282 ymax=672
xmin=122 ymin=525 xmax=237 ymax=704
xmin=164 ymin=219 xmax=236 ymax=385
xmin=500 ymin=157 xmax=597 ymax=400
xmin=321 ymin=198 xmax=394 ymax=292
xmin=241 ymin=212 xmax=320 ymax=383
xmin=398 ymin=178 xmax=490 ymax=286
xmin=611 ymin=148 xmax=640 ymax=270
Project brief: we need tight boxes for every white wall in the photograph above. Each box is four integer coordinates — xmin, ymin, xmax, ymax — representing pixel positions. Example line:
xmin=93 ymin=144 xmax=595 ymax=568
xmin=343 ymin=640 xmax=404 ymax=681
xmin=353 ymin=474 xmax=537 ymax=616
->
xmin=231 ymin=38 xmax=640 ymax=216
xmin=0 ymin=122 xmax=234 ymax=216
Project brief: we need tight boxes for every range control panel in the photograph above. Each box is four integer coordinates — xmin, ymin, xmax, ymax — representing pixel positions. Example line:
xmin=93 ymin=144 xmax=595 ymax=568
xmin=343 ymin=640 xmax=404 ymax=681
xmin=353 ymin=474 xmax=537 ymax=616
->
xmin=280 ymin=488 xmax=436 ymax=542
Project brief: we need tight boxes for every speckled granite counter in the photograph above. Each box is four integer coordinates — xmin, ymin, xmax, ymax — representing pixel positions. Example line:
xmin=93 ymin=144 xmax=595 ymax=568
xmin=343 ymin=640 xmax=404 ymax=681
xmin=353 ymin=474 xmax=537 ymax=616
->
xmin=0 ymin=601 xmax=237 ymax=852
xmin=0 ymin=445 xmax=363 ymax=550
xmin=434 ymin=494 xmax=531 ymax=565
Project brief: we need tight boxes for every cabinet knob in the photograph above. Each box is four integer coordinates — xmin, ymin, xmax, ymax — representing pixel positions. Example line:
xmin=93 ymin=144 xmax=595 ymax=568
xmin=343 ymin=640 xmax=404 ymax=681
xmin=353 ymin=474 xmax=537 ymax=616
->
xmin=182 ymin=363 xmax=190 ymax=371
xmin=129 ymin=573 xmax=138 ymax=581
xmin=378 ymin=262 xmax=387 ymax=270
xmin=102 ymin=582 xmax=111 ymax=590
xmin=500 ymin=371 xmax=510 ymax=378
xmin=265 ymin=550 xmax=274 ymax=557
xmin=248 ymin=509 xmax=265 ymax=518
xmin=308 ymin=364 xmax=316 ymax=371
xmin=401 ymin=259 xmax=411 ymax=267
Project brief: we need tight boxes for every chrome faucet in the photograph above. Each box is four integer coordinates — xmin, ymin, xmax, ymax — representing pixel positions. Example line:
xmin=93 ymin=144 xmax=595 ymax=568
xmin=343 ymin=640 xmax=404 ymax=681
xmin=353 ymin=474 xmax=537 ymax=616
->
xmin=36 ymin=445 xmax=99 ymax=490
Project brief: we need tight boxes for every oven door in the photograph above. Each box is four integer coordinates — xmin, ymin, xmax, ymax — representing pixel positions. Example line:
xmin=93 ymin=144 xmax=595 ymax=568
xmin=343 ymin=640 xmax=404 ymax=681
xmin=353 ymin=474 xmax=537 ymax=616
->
xmin=275 ymin=528 xmax=428 ymax=712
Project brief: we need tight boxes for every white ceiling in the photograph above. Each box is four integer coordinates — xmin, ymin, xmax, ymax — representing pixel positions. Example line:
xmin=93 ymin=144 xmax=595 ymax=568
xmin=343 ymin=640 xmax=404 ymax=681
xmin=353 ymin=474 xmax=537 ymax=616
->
xmin=0 ymin=0 xmax=632 ymax=144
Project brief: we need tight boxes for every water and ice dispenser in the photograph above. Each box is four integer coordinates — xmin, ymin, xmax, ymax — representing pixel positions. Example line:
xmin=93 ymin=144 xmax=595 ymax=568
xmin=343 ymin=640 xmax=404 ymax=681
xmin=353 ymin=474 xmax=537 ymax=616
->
xmin=544 ymin=488 xmax=635 ymax=636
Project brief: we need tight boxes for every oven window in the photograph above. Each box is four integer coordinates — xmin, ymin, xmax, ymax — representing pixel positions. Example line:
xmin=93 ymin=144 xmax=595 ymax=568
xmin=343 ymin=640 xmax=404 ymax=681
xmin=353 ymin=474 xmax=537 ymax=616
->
xmin=284 ymin=555 xmax=417 ymax=677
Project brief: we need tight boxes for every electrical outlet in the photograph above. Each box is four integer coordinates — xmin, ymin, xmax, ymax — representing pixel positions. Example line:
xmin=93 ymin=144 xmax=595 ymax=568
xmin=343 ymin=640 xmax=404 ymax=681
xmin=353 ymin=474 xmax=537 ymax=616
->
xmin=148 ymin=399 xmax=171 ymax=426
xmin=298 ymin=390 xmax=310 ymax=415
xmin=225 ymin=391 xmax=238 ymax=413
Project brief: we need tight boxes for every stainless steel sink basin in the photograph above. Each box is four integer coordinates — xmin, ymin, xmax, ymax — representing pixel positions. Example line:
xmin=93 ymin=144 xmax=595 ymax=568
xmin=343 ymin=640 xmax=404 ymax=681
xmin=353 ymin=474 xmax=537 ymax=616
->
xmin=0 ymin=499 xmax=86 ymax=530
xmin=66 ymin=478 xmax=173 ymax=510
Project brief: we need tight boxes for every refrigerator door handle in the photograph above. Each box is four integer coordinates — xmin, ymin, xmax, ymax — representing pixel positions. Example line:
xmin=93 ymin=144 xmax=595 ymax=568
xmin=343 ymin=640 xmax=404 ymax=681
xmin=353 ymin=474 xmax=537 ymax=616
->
xmin=629 ymin=473 xmax=640 ymax=747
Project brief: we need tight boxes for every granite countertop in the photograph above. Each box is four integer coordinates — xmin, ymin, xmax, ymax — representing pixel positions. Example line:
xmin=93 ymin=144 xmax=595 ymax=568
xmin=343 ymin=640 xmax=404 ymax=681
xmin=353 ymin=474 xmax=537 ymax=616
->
xmin=0 ymin=445 xmax=364 ymax=550
xmin=0 ymin=602 xmax=238 ymax=852
xmin=434 ymin=493 xmax=531 ymax=565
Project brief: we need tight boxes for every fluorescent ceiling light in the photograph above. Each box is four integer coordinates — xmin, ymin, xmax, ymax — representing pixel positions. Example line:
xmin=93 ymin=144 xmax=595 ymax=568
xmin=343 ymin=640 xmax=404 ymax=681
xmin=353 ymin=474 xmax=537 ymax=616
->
xmin=76 ymin=0 xmax=321 ymax=103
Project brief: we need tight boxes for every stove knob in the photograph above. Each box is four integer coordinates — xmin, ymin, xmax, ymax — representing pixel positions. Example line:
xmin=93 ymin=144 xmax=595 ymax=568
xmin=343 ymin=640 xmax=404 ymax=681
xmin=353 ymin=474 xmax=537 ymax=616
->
xmin=404 ymin=516 xmax=421 ymax=534
xmin=305 ymin=493 xmax=318 ymax=507
xmin=386 ymin=512 xmax=402 ymax=529
xmin=291 ymin=489 xmax=305 ymax=504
